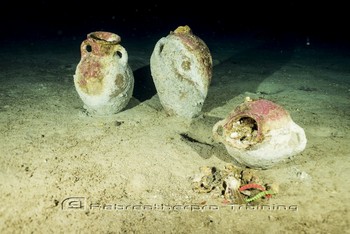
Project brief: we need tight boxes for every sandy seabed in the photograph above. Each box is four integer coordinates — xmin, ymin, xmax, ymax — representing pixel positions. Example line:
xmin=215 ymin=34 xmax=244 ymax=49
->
xmin=0 ymin=31 xmax=349 ymax=233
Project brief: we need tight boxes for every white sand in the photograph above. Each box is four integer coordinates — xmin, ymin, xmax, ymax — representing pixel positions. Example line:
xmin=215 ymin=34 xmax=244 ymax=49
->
xmin=0 ymin=32 xmax=349 ymax=233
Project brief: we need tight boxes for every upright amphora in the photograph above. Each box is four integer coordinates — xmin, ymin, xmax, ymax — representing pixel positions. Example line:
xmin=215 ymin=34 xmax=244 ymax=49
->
xmin=74 ymin=31 xmax=134 ymax=115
